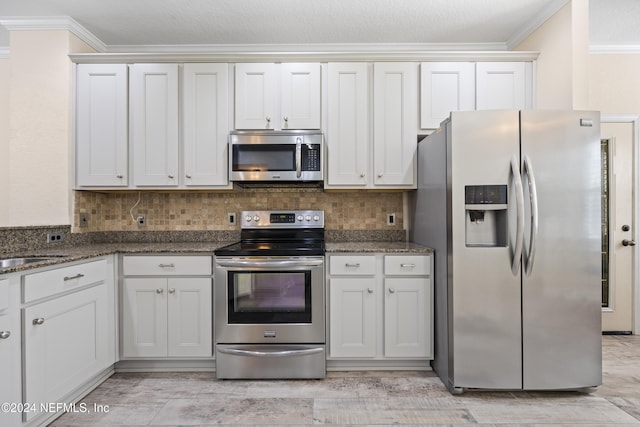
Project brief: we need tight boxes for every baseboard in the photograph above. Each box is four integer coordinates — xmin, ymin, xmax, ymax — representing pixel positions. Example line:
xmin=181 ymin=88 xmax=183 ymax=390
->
xmin=115 ymin=358 xmax=216 ymax=372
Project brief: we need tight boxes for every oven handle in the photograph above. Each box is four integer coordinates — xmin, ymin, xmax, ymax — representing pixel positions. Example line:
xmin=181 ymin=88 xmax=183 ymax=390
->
xmin=215 ymin=259 xmax=324 ymax=268
xmin=217 ymin=346 xmax=324 ymax=358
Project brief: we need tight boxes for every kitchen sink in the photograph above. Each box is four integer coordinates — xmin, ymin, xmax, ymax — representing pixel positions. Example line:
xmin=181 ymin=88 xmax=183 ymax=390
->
xmin=0 ymin=256 xmax=67 ymax=269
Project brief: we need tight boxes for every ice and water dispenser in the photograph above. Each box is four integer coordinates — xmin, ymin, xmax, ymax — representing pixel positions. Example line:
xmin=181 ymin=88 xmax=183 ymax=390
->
xmin=464 ymin=185 xmax=508 ymax=247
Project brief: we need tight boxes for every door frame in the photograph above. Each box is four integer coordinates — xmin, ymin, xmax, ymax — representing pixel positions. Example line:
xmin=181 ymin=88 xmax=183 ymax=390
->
xmin=602 ymin=114 xmax=640 ymax=334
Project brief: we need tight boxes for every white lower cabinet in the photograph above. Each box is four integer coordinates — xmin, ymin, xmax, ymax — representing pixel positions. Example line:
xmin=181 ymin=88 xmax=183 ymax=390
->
xmin=0 ymin=277 xmax=21 ymax=427
xmin=328 ymin=253 xmax=433 ymax=363
xmin=21 ymin=258 xmax=114 ymax=424
xmin=121 ymin=255 xmax=212 ymax=358
xmin=384 ymin=277 xmax=430 ymax=357
xmin=329 ymin=276 xmax=377 ymax=358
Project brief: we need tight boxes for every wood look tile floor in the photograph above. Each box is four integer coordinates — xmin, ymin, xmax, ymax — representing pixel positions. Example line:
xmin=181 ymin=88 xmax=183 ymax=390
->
xmin=50 ymin=335 xmax=640 ymax=426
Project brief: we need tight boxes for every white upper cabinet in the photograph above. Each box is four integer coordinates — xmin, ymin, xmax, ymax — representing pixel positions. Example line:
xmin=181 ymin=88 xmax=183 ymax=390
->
xmin=420 ymin=61 xmax=533 ymax=129
xmin=476 ymin=62 xmax=531 ymax=110
xmin=373 ymin=62 xmax=418 ymax=188
xmin=76 ymin=64 xmax=128 ymax=187
xmin=235 ymin=63 xmax=276 ymax=129
xmin=235 ymin=63 xmax=321 ymax=130
xmin=420 ymin=62 xmax=475 ymax=129
xmin=182 ymin=63 xmax=230 ymax=187
xmin=130 ymin=64 xmax=180 ymax=186
xmin=280 ymin=63 xmax=321 ymax=129
xmin=326 ymin=63 xmax=370 ymax=187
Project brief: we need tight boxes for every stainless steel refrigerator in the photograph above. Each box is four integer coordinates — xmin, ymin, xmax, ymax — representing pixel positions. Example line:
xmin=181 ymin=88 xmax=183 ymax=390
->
xmin=410 ymin=110 xmax=602 ymax=393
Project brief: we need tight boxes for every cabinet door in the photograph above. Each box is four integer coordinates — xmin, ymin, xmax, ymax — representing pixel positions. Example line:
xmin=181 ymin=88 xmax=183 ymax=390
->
xmin=280 ymin=63 xmax=321 ymax=129
xmin=183 ymin=63 xmax=230 ymax=187
xmin=76 ymin=64 xmax=128 ymax=187
xmin=122 ymin=278 xmax=167 ymax=357
xmin=476 ymin=62 xmax=529 ymax=110
xmin=23 ymin=284 xmax=109 ymax=421
xmin=0 ymin=280 xmax=20 ymax=427
xmin=326 ymin=63 xmax=369 ymax=187
xmin=384 ymin=277 xmax=431 ymax=358
xmin=420 ymin=62 xmax=475 ymax=129
xmin=329 ymin=277 xmax=377 ymax=358
xmin=130 ymin=64 xmax=179 ymax=186
xmin=373 ymin=62 xmax=418 ymax=187
xmin=167 ymin=278 xmax=212 ymax=357
xmin=235 ymin=63 xmax=276 ymax=129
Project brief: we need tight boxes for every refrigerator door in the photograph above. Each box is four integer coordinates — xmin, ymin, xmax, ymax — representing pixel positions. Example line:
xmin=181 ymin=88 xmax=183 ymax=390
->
xmin=449 ymin=110 xmax=523 ymax=390
xmin=520 ymin=110 xmax=602 ymax=390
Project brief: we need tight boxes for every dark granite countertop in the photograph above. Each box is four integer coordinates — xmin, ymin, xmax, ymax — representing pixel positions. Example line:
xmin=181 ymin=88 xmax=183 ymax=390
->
xmin=0 ymin=241 xmax=233 ymax=275
xmin=325 ymin=241 xmax=432 ymax=254
xmin=1 ymin=240 xmax=432 ymax=275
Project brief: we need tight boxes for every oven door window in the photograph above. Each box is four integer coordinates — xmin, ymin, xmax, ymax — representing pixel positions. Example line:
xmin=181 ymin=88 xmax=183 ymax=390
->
xmin=227 ymin=271 xmax=312 ymax=323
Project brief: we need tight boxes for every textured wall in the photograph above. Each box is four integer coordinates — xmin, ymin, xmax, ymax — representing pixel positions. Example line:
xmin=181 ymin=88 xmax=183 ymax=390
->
xmin=74 ymin=189 xmax=405 ymax=232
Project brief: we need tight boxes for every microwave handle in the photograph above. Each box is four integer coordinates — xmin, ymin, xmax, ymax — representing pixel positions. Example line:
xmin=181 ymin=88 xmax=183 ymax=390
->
xmin=296 ymin=137 xmax=302 ymax=178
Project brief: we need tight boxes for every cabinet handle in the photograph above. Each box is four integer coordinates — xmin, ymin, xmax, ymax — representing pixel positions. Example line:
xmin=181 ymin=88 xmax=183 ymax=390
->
xmin=360 ymin=173 xmax=365 ymax=178
xmin=0 ymin=331 xmax=10 ymax=339
xmin=63 ymin=273 xmax=85 ymax=281
xmin=388 ymin=288 xmax=396 ymax=294
xmin=266 ymin=116 xmax=271 ymax=127
xmin=186 ymin=174 xmax=192 ymax=179
xmin=168 ymin=288 xmax=176 ymax=294
xmin=32 ymin=318 xmax=45 ymax=326
xmin=156 ymin=288 xmax=164 ymax=294
xmin=283 ymin=117 xmax=288 ymax=128
xmin=168 ymin=174 xmax=174 ymax=179
xmin=116 ymin=174 xmax=124 ymax=179
xmin=159 ymin=263 xmax=175 ymax=268
xmin=345 ymin=263 xmax=360 ymax=268
xmin=367 ymin=288 xmax=374 ymax=294
xmin=400 ymin=263 xmax=416 ymax=268
xmin=378 ymin=173 xmax=383 ymax=178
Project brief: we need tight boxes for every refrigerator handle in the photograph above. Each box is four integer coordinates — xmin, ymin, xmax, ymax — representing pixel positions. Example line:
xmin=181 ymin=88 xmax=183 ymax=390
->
xmin=511 ymin=156 xmax=525 ymax=275
xmin=523 ymin=155 xmax=539 ymax=276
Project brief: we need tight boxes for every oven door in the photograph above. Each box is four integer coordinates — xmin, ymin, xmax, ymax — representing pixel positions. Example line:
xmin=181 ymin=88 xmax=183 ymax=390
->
xmin=214 ymin=256 xmax=325 ymax=343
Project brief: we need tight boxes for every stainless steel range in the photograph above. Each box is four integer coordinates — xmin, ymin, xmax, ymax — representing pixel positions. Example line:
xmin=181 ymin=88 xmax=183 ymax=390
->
xmin=214 ymin=210 xmax=325 ymax=379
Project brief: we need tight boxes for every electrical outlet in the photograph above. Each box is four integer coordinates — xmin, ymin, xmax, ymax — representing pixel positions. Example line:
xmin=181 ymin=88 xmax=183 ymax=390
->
xmin=137 ymin=215 xmax=146 ymax=226
xmin=387 ymin=213 xmax=396 ymax=226
xmin=47 ymin=233 xmax=64 ymax=243
xmin=79 ymin=212 xmax=89 ymax=227
xmin=228 ymin=212 xmax=236 ymax=226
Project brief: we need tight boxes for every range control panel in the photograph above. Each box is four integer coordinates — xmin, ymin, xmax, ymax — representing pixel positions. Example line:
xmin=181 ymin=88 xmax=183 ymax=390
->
xmin=241 ymin=210 xmax=324 ymax=229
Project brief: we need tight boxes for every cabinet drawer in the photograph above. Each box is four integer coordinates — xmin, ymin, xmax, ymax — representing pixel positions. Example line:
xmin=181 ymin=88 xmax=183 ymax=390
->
xmin=0 ymin=279 xmax=8 ymax=311
xmin=23 ymin=259 xmax=107 ymax=303
xmin=122 ymin=256 xmax=212 ymax=276
xmin=384 ymin=255 xmax=430 ymax=276
xmin=329 ymin=255 xmax=376 ymax=275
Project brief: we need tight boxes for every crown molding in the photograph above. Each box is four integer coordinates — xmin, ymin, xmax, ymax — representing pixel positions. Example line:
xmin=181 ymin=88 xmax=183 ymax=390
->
xmin=589 ymin=44 xmax=640 ymax=54
xmin=69 ymin=50 xmax=540 ymax=64
xmin=506 ymin=0 xmax=569 ymax=50
xmin=103 ymin=42 xmax=510 ymax=54
xmin=0 ymin=46 xmax=9 ymax=59
xmin=0 ymin=16 xmax=106 ymax=52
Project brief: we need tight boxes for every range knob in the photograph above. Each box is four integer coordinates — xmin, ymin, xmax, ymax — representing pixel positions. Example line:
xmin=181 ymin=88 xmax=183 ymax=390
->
xmin=305 ymin=215 xmax=312 ymax=221
xmin=297 ymin=215 xmax=304 ymax=221
xmin=253 ymin=215 xmax=260 ymax=222
xmin=245 ymin=215 xmax=253 ymax=222
xmin=313 ymin=215 xmax=320 ymax=221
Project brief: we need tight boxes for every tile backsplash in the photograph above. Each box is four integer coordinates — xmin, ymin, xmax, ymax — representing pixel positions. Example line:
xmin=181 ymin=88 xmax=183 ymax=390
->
xmin=74 ymin=188 xmax=405 ymax=232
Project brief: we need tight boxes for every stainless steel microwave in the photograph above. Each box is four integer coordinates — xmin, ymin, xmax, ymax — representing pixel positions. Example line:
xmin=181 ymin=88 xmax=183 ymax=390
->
xmin=229 ymin=130 xmax=323 ymax=182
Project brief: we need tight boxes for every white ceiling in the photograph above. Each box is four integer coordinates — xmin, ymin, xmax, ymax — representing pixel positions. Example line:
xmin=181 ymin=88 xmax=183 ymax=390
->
xmin=0 ymin=0 xmax=637 ymax=52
